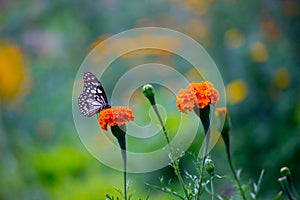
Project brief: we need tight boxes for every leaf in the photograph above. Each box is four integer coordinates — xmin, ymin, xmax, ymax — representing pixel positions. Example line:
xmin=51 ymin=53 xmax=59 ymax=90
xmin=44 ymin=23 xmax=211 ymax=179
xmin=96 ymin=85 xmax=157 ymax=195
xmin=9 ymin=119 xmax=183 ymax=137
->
xmin=215 ymin=174 xmax=225 ymax=179
xmin=217 ymin=193 xmax=229 ymax=200
xmin=204 ymin=184 xmax=211 ymax=194
xmin=114 ymin=187 xmax=123 ymax=197
xmin=146 ymin=178 xmax=185 ymax=200
xmin=236 ymin=168 xmax=242 ymax=179
xmin=250 ymin=192 xmax=256 ymax=199
xmin=128 ymin=193 xmax=134 ymax=200
xmin=253 ymin=183 xmax=258 ymax=193
xmin=273 ymin=191 xmax=283 ymax=200
xmin=145 ymin=189 xmax=151 ymax=200
xmin=146 ymin=183 xmax=185 ymax=199
xmin=257 ymin=169 xmax=265 ymax=189
xmin=184 ymin=170 xmax=197 ymax=184
xmin=105 ymin=194 xmax=113 ymax=200
xmin=253 ymin=169 xmax=265 ymax=198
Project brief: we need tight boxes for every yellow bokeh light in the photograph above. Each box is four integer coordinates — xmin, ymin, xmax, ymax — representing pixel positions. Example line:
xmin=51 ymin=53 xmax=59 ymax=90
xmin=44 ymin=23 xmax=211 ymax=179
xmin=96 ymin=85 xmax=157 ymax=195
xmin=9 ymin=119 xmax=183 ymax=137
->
xmin=168 ymin=0 xmax=213 ymax=15
xmin=183 ymin=19 xmax=207 ymax=40
xmin=224 ymin=28 xmax=245 ymax=49
xmin=88 ymin=34 xmax=111 ymax=51
xmin=185 ymin=68 xmax=203 ymax=82
xmin=273 ymin=67 xmax=290 ymax=89
xmin=226 ymin=80 xmax=248 ymax=104
xmin=0 ymin=41 xmax=29 ymax=101
xmin=249 ymin=42 xmax=268 ymax=62
xmin=90 ymin=34 xmax=180 ymax=62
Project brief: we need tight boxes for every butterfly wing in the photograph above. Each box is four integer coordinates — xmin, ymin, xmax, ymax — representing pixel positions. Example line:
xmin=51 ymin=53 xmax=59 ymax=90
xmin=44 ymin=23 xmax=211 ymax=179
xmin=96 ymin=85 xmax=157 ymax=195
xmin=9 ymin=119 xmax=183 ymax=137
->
xmin=78 ymin=72 xmax=110 ymax=117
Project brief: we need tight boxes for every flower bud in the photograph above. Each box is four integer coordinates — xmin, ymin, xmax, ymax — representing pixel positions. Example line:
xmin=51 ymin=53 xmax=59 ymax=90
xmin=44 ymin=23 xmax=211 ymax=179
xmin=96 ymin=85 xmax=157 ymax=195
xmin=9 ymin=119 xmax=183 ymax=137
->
xmin=142 ymin=84 xmax=155 ymax=105
xmin=215 ymin=107 xmax=231 ymax=155
xmin=280 ymin=166 xmax=291 ymax=177
xmin=142 ymin=84 xmax=154 ymax=98
xmin=205 ymin=158 xmax=215 ymax=175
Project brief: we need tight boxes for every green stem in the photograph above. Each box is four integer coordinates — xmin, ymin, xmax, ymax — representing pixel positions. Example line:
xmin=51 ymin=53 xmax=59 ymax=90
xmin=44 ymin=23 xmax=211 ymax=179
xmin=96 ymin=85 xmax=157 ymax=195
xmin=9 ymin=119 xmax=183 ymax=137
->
xmin=196 ymin=156 xmax=206 ymax=200
xmin=195 ymin=105 xmax=210 ymax=200
xmin=226 ymin=148 xmax=247 ymax=200
xmin=287 ymin=176 xmax=300 ymax=200
xmin=118 ymin=137 xmax=127 ymax=200
xmin=279 ymin=176 xmax=296 ymax=200
xmin=111 ymin=126 xmax=127 ymax=200
xmin=122 ymin=148 xmax=127 ymax=200
xmin=285 ymin=185 xmax=295 ymax=200
xmin=211 ymin=177 xmax=215 ymax=200
xmin=152 ymin=104 xmax=189 ymax=199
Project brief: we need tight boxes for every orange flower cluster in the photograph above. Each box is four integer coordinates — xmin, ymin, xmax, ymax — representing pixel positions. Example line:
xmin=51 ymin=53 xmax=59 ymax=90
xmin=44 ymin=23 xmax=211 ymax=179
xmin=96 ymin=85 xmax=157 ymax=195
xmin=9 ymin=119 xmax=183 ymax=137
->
xmin=98 ymin=106 xmax=134 ymax=130
xmin=176 ymin=81 xmax=219 ymax=113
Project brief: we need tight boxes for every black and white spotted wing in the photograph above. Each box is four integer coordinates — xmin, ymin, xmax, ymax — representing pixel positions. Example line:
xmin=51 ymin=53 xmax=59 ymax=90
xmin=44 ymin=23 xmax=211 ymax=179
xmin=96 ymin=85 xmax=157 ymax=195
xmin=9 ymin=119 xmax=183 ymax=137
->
xmin=78 ymin=72 xmax=110 ymax=117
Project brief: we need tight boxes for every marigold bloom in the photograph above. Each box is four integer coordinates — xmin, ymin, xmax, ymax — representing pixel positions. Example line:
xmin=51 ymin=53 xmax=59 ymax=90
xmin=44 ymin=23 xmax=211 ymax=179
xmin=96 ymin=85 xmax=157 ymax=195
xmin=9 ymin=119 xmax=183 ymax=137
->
xmin=176 ymin=87 xmax=196 ymax=113
xmin=98 ymin=106 xmax=134 ymax=131
xmin=176 ymin=81 xmax=219 ymax=113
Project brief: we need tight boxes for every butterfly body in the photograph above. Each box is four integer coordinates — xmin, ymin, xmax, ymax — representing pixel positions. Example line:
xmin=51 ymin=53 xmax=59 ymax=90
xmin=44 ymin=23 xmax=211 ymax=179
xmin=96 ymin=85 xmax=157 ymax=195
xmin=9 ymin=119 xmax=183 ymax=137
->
xmin=78 ymin=72 xmax=110 ymax=117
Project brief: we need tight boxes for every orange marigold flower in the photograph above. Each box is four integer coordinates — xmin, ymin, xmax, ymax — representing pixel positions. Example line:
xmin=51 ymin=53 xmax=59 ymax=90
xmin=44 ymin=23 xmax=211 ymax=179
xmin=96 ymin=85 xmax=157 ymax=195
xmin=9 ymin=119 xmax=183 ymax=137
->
xmin=176 ymin=81 xmax=219 ymax=113
xmin=176 ymin=87 xmax=196 ymax=113
xmin=98 ymin=106 xmax=134 ymax=130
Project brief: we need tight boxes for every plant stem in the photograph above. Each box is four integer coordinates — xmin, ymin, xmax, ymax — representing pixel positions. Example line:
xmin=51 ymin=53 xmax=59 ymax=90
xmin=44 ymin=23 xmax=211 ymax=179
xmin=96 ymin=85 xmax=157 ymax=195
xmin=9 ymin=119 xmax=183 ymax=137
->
xmin=279 ymin=176 xmax=296 ymax=200
xmin=118 ymin=138 xmax=127 ymax=200
xmin=226 ymin=148 xmax=247 ymax=200
xmin=211 ymin=177 xmax=215 ymax=200
xmin=198 ymin=131 xmax=210 ymax=196
xmin=121 ymin=149 xmax=127 ymax=200
xmin=196 ymin=105 xmax=210 ymax=200
xmin=285 ymin=185 xmax=295 ymax=200
xmin=196 ymin=151 xmax=207 ymax=200
xmin=286 ymin=175 xmax=300 ymax=199
xmin=152 ymin=104 xmax=189 ymax=199
xmin=113 ymin=127 xmax=127 ymax=200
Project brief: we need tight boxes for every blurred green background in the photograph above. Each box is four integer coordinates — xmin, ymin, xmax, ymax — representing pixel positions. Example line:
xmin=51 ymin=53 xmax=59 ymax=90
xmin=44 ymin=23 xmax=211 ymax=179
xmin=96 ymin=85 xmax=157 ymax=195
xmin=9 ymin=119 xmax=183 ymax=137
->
xmin=1 ymin=0 xmax=300 ymax=199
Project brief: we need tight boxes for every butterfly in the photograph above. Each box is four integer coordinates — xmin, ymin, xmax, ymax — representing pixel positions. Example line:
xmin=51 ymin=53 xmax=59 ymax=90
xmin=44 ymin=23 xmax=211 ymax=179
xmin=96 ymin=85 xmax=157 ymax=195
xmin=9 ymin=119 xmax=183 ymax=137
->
xmin=78 ymin=72 xmax=110 ymax=117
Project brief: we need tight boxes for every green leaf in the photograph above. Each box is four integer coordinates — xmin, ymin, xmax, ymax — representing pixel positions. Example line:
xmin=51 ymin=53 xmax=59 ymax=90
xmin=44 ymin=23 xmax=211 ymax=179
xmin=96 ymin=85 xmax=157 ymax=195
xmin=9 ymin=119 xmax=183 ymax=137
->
xmin=217 ymin=194 xmax=229 ymax=200
xmin=236 ymin=169 xmax=242 ymax=179
xmin=146 ymin=180 xmax=185 ymax=199
xmin=251 ymin=169 xmax=265 ymax=199
xmin=105 ymin=194 xmax=113 ymax=200
xmin=145 ymin=189 xmax=151 ymax=200
xmin=257 ymin=169 xmax=265 ymax=187
xmin=215 ymin=174 xmax=226 ymax=179
xmin=273 ymin=191 xmax=283 ymax=200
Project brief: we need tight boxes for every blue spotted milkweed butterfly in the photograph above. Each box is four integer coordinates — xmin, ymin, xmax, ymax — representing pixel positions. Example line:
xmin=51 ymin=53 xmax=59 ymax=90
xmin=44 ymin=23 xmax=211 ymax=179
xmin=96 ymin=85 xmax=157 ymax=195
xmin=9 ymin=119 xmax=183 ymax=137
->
xmin=78 ymin=72 xmax=110 ymax=117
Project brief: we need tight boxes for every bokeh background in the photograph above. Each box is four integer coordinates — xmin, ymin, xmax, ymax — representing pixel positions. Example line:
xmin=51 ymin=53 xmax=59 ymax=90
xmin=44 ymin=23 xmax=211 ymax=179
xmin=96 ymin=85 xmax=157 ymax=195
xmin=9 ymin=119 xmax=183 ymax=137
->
xmin=1 ymin=0 xmax=300 ymax=199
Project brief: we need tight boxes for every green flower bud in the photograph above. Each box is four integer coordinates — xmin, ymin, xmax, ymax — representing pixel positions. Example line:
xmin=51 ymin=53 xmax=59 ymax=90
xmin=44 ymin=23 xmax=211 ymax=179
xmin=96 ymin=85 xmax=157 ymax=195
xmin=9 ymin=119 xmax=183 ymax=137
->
xmin=280 ymin=166 xmax=291 ymax=177
xmin=215 ymin=107 xmax=231 ymax=159
xmin=142 ymin=84 xmax=154 ymax=98
xmin=142 ymin=84 xmax=155 ymax=105
xmin=205 ymin=158 xmax=215 ymax=175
